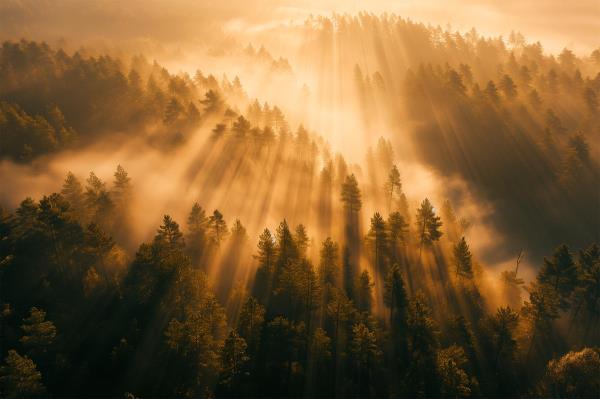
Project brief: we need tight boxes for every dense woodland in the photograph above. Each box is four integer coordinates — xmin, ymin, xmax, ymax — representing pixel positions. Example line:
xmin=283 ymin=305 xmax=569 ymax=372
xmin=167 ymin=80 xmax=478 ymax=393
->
xmin=1 ymin=13 xmax=600 ymax=399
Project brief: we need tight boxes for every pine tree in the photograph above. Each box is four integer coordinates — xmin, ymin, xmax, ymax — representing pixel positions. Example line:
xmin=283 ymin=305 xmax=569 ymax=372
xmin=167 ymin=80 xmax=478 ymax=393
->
xmin=384 ymin=264 xmax=408 ymax=328
xmin=232 ymin=115 xmax=251 ymax=137
xmin=84 ymin=171 xmax=106 ymax=218
xmin=319 ymin=237 xmax=339 ymax=288
xmin=200 ymin=89 xmax=223 ymax=113
xmin=537 ymin=244 xmax=578 ymax=309
xmin=453 ymin=237 xmax=473 ymax=279
xmin=0 ymin=350 xmax=45 ymax=398
xmin=384 ymin=165 xmax=402 ymax=212
xmin=488 ymin=307 xmax=519 ymax=369
xmin=522 ymin=282 xmax=560 ymax=358
xmin=208 ymin=209 xmax=228 ymax=248
xmin=356 ymin=270 xmax=374 ymax=313
xmin=253 ymin=229 xmax=276 ymax=302
xmin=485 ymin=81 xmax=500 ymax=102
xmin=343 ymin=246 xmax=355 ymax=300
xmin=499 ymin=74 xmax=517 ymax=98
xmin=238 ymin=296 xmax=265 ymax=354
xmin=218 ymin=330 xmax=249 ymax=393
xmin=163 ymin=97 xmax=183 ymax=125
xmin=294 ymin=224 xmax=309 ymax=258
xmin=387 ymin=212 xmax=408 ymax=263
xmin=366 ymin=212 xmax=388 ymax=275
xmin=20 ymin=307 xmax=57 ymax=357
xmin=436 ymin=346 xmax=474 ymax=398
xmin=112 ymin=164 xmax=131 ymax=206
xmin=186 ymin=202 xmax=208 ymax=263
xmin=572 ymin=244 xmax=600 ymax=320
xmin=155 ymin=215 xmax=185 ymax=253
xmin=340 ymin=174 xmax=362 ymax=217
xmin=61 ymin=171 xmax=83 ymax=219
xmin=349 ymin=322 xmax=382 ymax=397
xmin=406 ymin=294 xmax=440 ymax=397
xmin=275 ymin=220 xmax=297 ymax=273
xmin=416 ymin=198 xmax=443 ymax=257
xmin=546 ymin=348 xmax=600 ymax=398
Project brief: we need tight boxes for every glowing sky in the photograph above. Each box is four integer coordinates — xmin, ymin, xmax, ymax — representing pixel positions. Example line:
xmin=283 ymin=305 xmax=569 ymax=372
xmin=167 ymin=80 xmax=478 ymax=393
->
xmin=1 ymin=0 xmax=598 ymax=54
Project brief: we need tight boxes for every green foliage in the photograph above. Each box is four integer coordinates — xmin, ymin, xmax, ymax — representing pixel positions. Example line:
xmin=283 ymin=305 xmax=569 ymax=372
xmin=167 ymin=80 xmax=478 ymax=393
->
xmin=488 ymin=307 xmax=519 ymax=368
xmin=436 ymin=345 xmax=475 ymax=398
xmin=416 ymin=198 xmax=443 ymax=253
xmin=253 ymin=229 xmax=276 ymax=301
xmin=356 ymin=270 xmax=374 ymax=313
xmin=0 ymin=350 xmax=45 ymax=399
xmin=383 ymin=264 xmax=408 ymax=328
xmin=545 ymin=347 xmax=600 ymax=399
xmin=294 ymin=224 xmax=309 ymax=258
xmin=208 ymin=209 xmax=228 ymax=248
xmin=237 ymin=297 xmax=265 ymax=352
xmin=537 ymin=244 xmax=578 ymax=309
xmin=387 ymin=212 xmax=408 ymax=263
xmin=201 ymin=90 xmax=224 ymax=113
xmin=365 ymin=212 xmax=388 ymax=275
xmin=19 ymin=307 xmax=57 ymax=357
xmin=340 ymin=174 xmax=362 ymax=215
xmin=186 ymin=202 xmax=208 ymax=264
xmin=218 ymin=330 xmax=249 ymax=392
xmin=453 ymin=237 xmax=473 ymax=279
xmin=319 ymin=237 xmax=339 ymax=289
xmin=384 ymin=165 xmax=402 ymax=211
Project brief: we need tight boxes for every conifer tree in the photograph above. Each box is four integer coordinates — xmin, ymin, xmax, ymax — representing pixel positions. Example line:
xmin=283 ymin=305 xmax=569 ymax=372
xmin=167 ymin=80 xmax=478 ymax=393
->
xmin=436 ymin=346 xmax=474 ymax=398
xmin=349 ymin=322 xmax=382 ymax=397
xmin=319 ymin=237 xmax=339 ymax=288
xmin=61 ymin=171 xmax=83 ymax=219
xmin=537 ymin=244 xmax=578 ymax=309
xmin=155 ymin=215 xmax=185 ymax=253
xmin=0 ymin=350 xmax=45 ymax=398
xmin=488 ymin=307 xmax=519 ymax=369
xmin=340 ymin=174 xmax=362 ymax=217
xmin=387 ymin=212 xmax=408 ymax=263
xmin=406 ymin=293 xmax=440 ymax=397
xmin=453 ymin=237 xmax=474 ymax=280
xmin=20 ymin=307 xmax=57 ymax=357
xmin=366 ymin=212 xmax=388 ymax=276
xmin=384 ymin=165 xmax=402 ymax=212
xmin=208 ymin=209 xmax=228 ymax=248
xmin=384 ymin=264 xmax=408 ymax=328
xmin=572 ymin=244 xmax=600 ymax=320
xmin=112 ymin=164 xmax=131 ymax=206
xmin=416 ymin=198 xmax=443 ymax=256
xmin=342 ymin=246 xmax=355 ymax=300
xmin=238 ymin=296 xmax=265 ymax=354
xmin=200 ymin=89 xmax=223 ymax=113
xmin=232 ymin=115 xmax=251 ymax=137
xmin=499 ymin=74 xmax=517 ymax=98
xmin=356 ymin=270 xmax=374 ymax=313
xmin=186 ymin=202 xmax=208 ymax=263
xmin=294 ymin=224 xmax=309 ymax=258
xmin=218 ymin=330 xmax=249 ymax=394
xmin=253 ymin=229 xmax=276 ymax=302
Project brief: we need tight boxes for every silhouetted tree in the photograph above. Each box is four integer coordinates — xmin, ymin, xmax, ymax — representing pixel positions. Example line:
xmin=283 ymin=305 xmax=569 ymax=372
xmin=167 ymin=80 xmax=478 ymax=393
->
xmin=416 ymin=198 xmax=443 ymax=257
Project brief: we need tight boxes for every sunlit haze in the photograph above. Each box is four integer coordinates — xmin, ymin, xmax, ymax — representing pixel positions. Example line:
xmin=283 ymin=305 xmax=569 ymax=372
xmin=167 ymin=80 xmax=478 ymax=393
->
xmin=0 ymin=1 xmax=599 ymax=398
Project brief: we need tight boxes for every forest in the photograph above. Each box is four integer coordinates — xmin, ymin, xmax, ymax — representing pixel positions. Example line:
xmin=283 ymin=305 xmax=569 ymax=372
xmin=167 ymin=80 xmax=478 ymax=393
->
xmin=1 ymin=8 xmax=600 ymax=399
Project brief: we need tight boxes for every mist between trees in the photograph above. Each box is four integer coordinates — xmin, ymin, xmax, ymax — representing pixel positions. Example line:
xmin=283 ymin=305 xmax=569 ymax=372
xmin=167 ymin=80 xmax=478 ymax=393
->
xmin=1 ymin=13 xmax=600 ymax=398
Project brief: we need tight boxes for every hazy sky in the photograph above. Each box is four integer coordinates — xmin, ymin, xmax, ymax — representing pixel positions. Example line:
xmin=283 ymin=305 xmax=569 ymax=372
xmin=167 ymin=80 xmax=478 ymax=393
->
xmin=1 ymin=0 xmax=598 ymax=54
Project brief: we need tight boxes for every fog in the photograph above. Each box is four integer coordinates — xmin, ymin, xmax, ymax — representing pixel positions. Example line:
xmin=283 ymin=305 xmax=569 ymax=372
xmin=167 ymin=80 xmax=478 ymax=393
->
xmin=1 ymin=0 xmax=598 ymax=54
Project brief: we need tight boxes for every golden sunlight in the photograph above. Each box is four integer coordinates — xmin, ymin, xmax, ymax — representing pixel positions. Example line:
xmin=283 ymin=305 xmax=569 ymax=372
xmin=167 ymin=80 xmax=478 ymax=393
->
xmin=0 ymin=1 xmax=598 ymax=398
